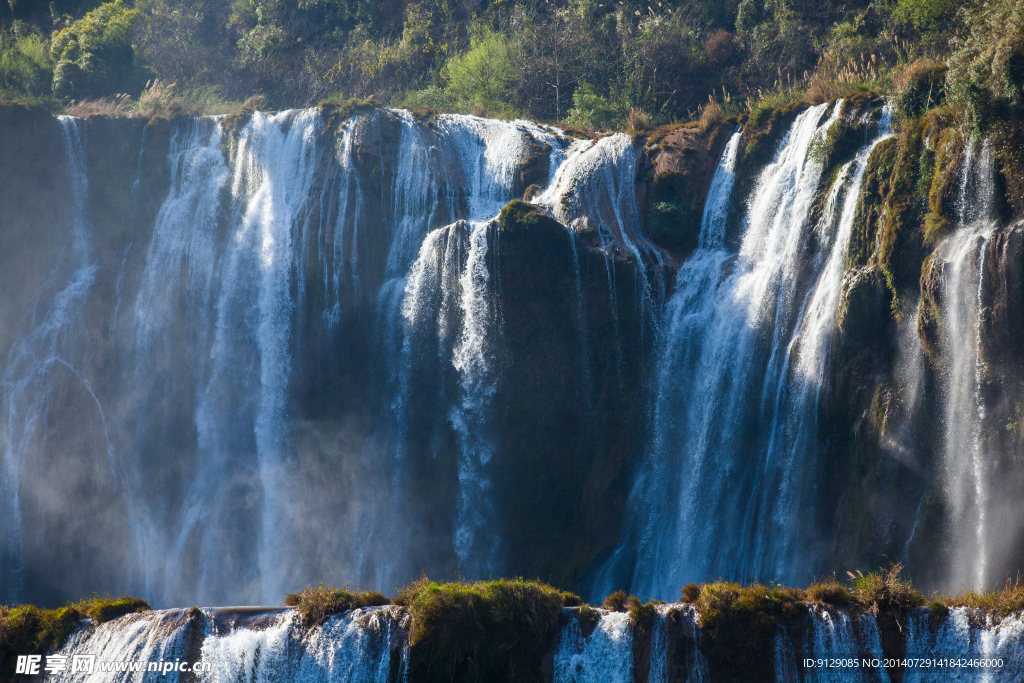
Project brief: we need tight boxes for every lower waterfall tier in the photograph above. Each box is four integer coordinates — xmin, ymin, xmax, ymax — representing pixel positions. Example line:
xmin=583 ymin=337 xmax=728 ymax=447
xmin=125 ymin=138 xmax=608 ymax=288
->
xmin=16 ymin=598 xmax=1023 ymax=683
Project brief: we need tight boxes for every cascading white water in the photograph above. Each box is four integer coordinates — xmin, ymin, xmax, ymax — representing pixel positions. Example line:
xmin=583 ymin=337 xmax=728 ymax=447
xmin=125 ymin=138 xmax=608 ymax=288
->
xmin=553 ymin=610 xmax=634 ymax=683
xmin=185 ymin=109 xmax=322 ymax=604
xmin=51 ymin=609 xmax=197 ymax=682
xmin=698 ymin=128 xmax=741 ymax=249
xmin=123 ymin=117 xmax=229 ymax=601
xmin=50 ymin=607 xmax=408 ymax=683
xmin=538 ymin=133 xmax=666 ymax=370
xmin=197 ymin=607 xmax=407 ymax=683
xmin=799 ymin=608 xmax=889 ymax=683
xmin=932 ymin=140 xmax=998 ymax=591
xmin=904 ymin=608 xmax=1024 ymax=682
xmin=0 ymin=116 xmax=99 ymax=600
xmin=449 ymin=220 xmax=500 ymax=571
xmin=606 ymin=101 xmax=899 ymax=599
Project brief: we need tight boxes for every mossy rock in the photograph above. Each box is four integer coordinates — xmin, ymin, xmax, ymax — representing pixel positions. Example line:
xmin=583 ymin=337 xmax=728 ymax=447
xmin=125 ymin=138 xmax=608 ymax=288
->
xmin=498 ymin=199 xmax=563 ymax=235
xmin=696 ymin=583 xmax=807 ymax=683
xmin=740 ymin=99 xmax=809 ymax=170
xmin=837 ymin=266 xmax=890 ymax=350
xmin=647 ymin=169 xmax=701 ymax=251
xmin=397 ymin=579 xmax=563 ymax=683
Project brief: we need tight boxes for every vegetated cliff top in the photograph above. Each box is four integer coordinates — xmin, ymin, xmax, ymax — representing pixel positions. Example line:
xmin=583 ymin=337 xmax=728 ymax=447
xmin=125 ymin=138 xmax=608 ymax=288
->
xmin=4 ymin=567 xmax=1023 ymax=682
xmin=0 ymin=0 xmax=1020 ymax=136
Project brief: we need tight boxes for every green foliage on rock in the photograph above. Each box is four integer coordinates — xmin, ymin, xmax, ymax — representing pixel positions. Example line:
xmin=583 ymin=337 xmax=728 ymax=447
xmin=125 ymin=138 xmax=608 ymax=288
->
xmin=395 ymin=578 xmax=564 ymax=683
xmin=0 ymin=595 xmax=150 ymax=682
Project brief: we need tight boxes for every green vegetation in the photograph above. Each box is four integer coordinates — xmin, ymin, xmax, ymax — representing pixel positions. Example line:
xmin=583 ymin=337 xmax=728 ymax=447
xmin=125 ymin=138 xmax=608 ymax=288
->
xmin=1 ymin=595 xmax=150 ymax=682
xmin=284 ymin=583 xmax=390 ymax=626
xmin=0 ymin=0 xmax=1011 ymax=132
xmin=394 ymin=578 xmax=564 ymax=682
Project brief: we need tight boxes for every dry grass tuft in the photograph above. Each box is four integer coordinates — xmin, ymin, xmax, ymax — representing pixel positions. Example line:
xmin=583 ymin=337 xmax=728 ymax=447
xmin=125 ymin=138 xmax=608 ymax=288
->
xmin=65 ymin=94 xmax=134 ymax=117
xmin=939 ymin=575 xmax=1024 ymax=620
xmin=627 ymin=107 xmax=653 ymax=132
xmin=806 ymin=577 xmax=856 ymax=607
xmin=285 ymin=583 xmax=390 ymax=626
xmin=698 ymin=101 xmax=724 ymax=135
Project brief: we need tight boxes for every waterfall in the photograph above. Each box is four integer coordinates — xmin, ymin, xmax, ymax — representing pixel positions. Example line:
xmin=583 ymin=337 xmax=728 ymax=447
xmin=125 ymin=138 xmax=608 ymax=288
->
xmin=0 ymin=116 xmax=99 ymax=601
xmin=123 ymin=117 xmax=229 ymax=602
xmin=606 ymin=102 xmax=898 ymax=598
xmin=904 ymin=608 xmax=1024 ymax=682
xmin=51 ymin=609 xmax=197 ymax=682
xmin=932 ymin=140 xmax=998 ymax=590
xmin=553 ymin=611 xmax=634 ymax=683
xmin=698 ymin=129 xmax=742 ymax=249
xmin=50 ymin=607 xmax=408 ymax=683
xmin=539 ymin=133 xmax=666 ymax=371
xmin=197 ymin=608 xmax=407 ymax=683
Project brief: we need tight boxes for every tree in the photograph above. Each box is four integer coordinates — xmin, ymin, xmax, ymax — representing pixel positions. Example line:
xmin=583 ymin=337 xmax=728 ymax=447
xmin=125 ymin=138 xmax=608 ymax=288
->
xmin=50 ymin=0 xmax=149 ymax=99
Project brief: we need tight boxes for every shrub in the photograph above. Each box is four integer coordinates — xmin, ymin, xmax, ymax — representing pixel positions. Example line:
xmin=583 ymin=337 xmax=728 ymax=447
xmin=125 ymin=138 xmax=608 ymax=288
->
xmin=442 ymin=25 xmax=519 ymax=119
xmin=1 ymin=595 xmax=150 ymax=681
xmin=285 ymin=583 xmax=390 ymax=626
xmin=50 ymin=1 xmax=150 ymax=101
xmin=560 ymin=591 xmax=583 ymax=607
xmin=947 ymin=0 xmax=1024 ymax=128
xmin=695 ymin=582 xmax=806 ymax=683
xmin=577 ymin=602 xmax=599 ymax=625
xmin=851 ymin=562 xmax=926 ymax=611
xmin=602 ymin=590 xmax=629 ymax=612
xmin=564 ymin=81 xmax=623 ymax=130
xmin=893 ymin=58 xmax=947 ymax=119
xmin=626 ymin=595 xmax=656 ymax=634
xmin=0 ymin=31 xmax=52 ymax=98
xmin=680 ymin=583 xmax=701 ymax=603
xmin=626 ymin=107 xmax=652 ymax=132
xmin=698 ymin=101 xmax=724 ymax=135
xmin=939 ymin=575 xmax=1024 ymax=620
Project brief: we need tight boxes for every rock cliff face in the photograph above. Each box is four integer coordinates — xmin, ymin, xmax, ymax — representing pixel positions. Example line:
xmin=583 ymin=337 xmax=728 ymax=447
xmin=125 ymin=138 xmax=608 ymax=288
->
xmin=2 ymin=94 xmax=1024 ymax=610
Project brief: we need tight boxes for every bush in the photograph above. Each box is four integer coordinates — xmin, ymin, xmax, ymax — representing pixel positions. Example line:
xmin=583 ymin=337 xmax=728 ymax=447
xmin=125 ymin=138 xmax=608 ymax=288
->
xmin=680 ymin=583 xmax=701 ymax=603
xmin=851 ymin=562 xmax=926 ymax=611
xmin=560 ymin=591 xmax=583 ymax=607
xmin=442 ymin=24 xmax=519 ymax=119
xmin=0 ymin=31 xmax=52 ymax=98
xmin=564 ymin=81 xmax=623 ymax=130
xmin=938 ymin=575 xmax=1024 ymax=621
xmin=626 ymin=595 xmax=656 ymax=634
xmin=601 ymin=589 xmax=629 ymax=612
xmin=50 ymin=0 xmax=150 ymax=100
xmin=893 ymin=58 xmax=947 ymax=119
xmin=285 ymin=583 xmax=390 ymax=626
xmin=84 ymin=596 xmax=150 ymax=623
xmin=947 ymin=0 xmax=1024 ymax=128
xmin=696 ymin=582 xmax=806 ymax=683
